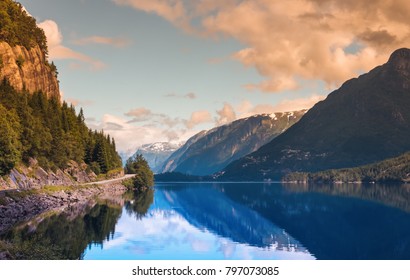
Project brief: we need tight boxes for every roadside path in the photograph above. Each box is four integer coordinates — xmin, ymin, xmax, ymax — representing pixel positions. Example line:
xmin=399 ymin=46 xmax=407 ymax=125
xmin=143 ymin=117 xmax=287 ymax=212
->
xmin=0 ymin=174 xmax=135 ymax=195
xmin=83 ymin=174 xmax=134 ymax=185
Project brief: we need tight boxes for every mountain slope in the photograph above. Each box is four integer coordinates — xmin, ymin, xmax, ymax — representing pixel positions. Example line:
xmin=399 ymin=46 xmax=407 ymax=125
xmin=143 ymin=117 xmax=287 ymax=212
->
xmin=161 ymin=111 xmax=306 ymax=176
xmin=129 ymin=142 xmax=180 ymax=173
xmin=221 ymin=48 xmax=410 ymax=181
xmin=284 ymin=151 xmax=410 ymax=183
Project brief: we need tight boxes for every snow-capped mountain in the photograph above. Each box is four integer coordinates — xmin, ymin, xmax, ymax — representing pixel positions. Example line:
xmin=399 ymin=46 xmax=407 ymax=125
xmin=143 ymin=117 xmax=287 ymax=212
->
xmin=160 ymin=110 xmax=306 ymax=176
xmin=129 ymin=142 xmax=181 ymax=173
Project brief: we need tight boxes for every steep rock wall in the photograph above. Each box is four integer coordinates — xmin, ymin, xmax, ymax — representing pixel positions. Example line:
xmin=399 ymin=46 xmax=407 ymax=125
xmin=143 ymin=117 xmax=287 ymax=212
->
xmin=0 ymin=42 xmax=60 ymax=99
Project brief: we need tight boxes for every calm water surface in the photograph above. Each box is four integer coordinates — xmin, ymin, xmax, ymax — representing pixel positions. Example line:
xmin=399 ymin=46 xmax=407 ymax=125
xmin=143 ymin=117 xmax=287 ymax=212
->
xmin=5 ymin=182 xmax=410 ymax=259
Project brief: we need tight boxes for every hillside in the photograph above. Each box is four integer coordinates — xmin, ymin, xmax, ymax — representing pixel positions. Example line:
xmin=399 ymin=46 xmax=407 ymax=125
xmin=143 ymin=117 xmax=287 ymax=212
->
xmin=161 ymin=111 xmax=306 ymax=176
xmin=0 ymin=1 xmax=122 ymax=180
xmin=284 ymin=152 xmax=410 ymax=183
xmin=0 ymin=80 xmax=122 ymax=178
xmin=221 ymin=48 xmax=410 ymax=181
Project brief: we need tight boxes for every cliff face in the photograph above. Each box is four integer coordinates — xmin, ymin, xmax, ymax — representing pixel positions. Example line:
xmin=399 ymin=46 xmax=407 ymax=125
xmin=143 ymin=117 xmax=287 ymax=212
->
xmin=0 ymin=42 xmax=60 ymax=99
xmin=0 ymin=159 xmax=96 ymax=190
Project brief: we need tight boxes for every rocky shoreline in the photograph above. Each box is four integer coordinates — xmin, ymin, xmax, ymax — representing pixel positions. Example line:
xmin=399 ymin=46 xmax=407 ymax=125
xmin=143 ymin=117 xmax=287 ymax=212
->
xmin=0 ymin=182 xmax=128 ymax=236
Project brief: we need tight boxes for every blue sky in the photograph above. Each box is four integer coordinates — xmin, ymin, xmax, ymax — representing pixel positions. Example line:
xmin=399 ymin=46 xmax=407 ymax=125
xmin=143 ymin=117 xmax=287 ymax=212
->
xmin=19 ymin=0 xmax=409 ymax=155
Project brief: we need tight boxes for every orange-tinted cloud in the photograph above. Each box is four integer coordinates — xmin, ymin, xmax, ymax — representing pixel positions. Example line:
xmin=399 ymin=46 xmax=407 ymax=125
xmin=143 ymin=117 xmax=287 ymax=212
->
xmin=114 ymin=0 xmax=410 ymax=92
xmin=73 ymin=36 xmax=132 ymax=48
xmin=38 ymin=20 xmax=105 ymax=70
xmin=185 ymin=110 xmax=213 ymax=129
xmin=125 ymin=107 xmax=154 ymax=122
xmin=216 ymin=103 xmax=236 ymax=126
xmin=237 ymin=95 xmax=326 ymax=118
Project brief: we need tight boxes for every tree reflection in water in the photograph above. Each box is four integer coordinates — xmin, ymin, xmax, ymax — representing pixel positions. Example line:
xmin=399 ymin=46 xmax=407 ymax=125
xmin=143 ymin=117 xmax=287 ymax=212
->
xmin=1 ymin=188 xmax=155 ymax=259
xmin=124 ymin=188 xmax=154 ymax=220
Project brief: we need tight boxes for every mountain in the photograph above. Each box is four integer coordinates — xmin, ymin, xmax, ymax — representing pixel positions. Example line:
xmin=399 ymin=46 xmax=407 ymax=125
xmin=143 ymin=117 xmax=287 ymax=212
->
xmin=160 ymin=111 xmax=306 ymax=176
xmin=129 ymin=142 xmax=180 ymax=173
xmin=160 ymin=130 xmax=208 ymax=173
xmin=221 ymin=48 xmax=410 ymax=181
xmin=284 ymin=151 xmax=410 ymax=183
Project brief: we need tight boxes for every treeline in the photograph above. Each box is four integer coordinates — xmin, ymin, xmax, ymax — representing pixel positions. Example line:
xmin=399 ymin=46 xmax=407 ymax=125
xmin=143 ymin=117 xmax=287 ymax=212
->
xmin=0 ymin=0 xmax=48 ymax=54
xmin=0 ymin=79 xmax=122 ymax=176
xmin=283 ymin=152 xmax=410 ymax=183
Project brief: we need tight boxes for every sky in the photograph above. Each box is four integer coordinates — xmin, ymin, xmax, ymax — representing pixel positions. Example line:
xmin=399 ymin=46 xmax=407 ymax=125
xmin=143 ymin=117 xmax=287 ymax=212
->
xmin=19 ymin=0 xmax=410 ymax=156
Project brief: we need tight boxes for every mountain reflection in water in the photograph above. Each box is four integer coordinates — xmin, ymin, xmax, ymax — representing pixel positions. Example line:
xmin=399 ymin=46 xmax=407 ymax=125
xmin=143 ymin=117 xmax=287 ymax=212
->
xmin=3 ymin=182 xmax=410 ymax=260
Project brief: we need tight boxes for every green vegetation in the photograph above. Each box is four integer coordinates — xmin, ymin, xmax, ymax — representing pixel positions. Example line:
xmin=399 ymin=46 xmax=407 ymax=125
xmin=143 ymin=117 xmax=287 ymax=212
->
xmin=0 ymin=188 xmax=155 ymax=259
xmin=0 ymin=79 xmax=122 ymax=176
xmin=124 ymin=154 xmax=154 ymax=189
xmin=284 ymin=152 xmax=410 ymax=183
xmin=1 ymin=203 xmax=122 ymax=259
xmin=0 ymin=0 xmax=48 ymax=54
xmin=0 ymin=103 xmax=21 ymax=176
xmin=124 ymin=188 xmax=154 ymax=220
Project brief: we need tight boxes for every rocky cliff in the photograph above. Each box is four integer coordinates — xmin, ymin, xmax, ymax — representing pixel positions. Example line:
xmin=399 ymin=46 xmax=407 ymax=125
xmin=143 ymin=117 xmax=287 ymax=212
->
xmin=0 ymin=42 xmax=60 ymax=99
xmin=0 ymin=159 xmax=97 ymax=190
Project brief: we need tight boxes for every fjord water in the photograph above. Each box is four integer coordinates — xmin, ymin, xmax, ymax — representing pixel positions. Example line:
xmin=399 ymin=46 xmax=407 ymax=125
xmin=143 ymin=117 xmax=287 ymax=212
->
xmin=7 ymin=182 xmax=410 ymax=260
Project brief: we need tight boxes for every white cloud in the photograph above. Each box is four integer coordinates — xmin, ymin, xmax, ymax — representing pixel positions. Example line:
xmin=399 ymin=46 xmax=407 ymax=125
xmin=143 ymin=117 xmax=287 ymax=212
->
xmin=87 ymin=114 xmax=167 ymax=156
xmin=38 ymin=20 xmax=105 ymax=70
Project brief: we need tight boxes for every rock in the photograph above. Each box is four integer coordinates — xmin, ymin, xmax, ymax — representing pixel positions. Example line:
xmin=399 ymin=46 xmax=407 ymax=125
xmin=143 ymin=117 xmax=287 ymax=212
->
xmin=0 ymin=182 xmax=128 ymax=234
xmin=0 ymin=42 xmax=60 ymax=99
xmin=1 ymin=159 xmax=97 ymax=189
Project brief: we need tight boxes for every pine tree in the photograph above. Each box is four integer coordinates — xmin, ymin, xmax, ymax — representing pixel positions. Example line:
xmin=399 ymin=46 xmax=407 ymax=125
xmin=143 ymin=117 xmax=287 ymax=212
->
xmin=0 ymin=104 xmax=21 ymax=175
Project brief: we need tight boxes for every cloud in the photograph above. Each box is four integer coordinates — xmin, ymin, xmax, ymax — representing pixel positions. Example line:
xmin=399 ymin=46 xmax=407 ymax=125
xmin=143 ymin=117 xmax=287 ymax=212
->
xmin=38 ymin=20 xmax=105 ymax=70
xmin=86 ymin=114 xmax=166 ymax=155
xmin=125 ymin=107 xmax=154 ymax=122
xmin=115 ymin=0 xmax=410 ymax=92
xmin=236 ymin=95 xmax=326 ymax=118
xmin=216 ymin=103 xmax=236 ymax=126
xmin=185 ymin=110 xmax=213 ymax=129
xmin=164 ymin=92 xmax=197 ymax=99
xmin=112 ymin=0 xmax=191 ymax=31
xmin=73 ymin=36 xmax=131 ymax=48
xmin=65 ymin=98 xmax=94 ymax=107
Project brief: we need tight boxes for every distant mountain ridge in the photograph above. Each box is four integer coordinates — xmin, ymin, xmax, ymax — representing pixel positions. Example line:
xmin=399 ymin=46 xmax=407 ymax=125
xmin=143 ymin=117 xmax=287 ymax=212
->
xmin=220 ymin=48 xmax=410 ymax=181
xmin=160 ymin=111 xmax=306 ymax=176
xmin=129 ymin=142 xmax=180 ymax=173
xmin=284 ymin=151 xmax=410 ymax=183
